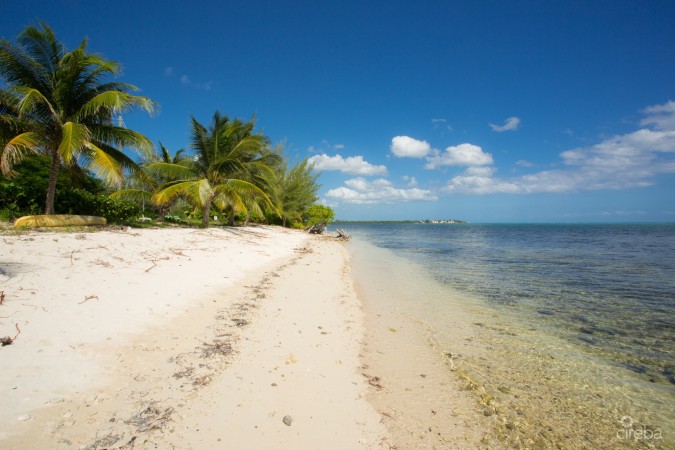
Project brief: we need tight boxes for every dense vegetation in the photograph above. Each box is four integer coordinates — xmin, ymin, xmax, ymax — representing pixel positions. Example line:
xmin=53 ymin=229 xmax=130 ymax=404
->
xmin=0 ymin=23 xmax=331 ymax=228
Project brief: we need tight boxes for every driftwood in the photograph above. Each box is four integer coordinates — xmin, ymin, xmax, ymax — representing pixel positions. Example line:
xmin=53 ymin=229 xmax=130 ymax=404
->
xmin=335 ymin=229 xmax=351 ymax=240
xmin=306 ymin=222 xmax=327 ymax=234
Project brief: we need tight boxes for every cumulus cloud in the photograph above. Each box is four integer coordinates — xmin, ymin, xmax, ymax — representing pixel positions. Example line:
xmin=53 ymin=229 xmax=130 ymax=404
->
xmin=325 ymin=177 xmax=437 ymax=204
xmin=390 ymin=136 xmax=431 ymax=158
xmin=490 ymin=116 xmax=521 ymax=132
xmin=425 ymin=143 xmax=493 ymax=168
xmin=444 ymin=101 xmax=675 ymax=194
xmin=307 ymin=154 xmax=387 ymax=176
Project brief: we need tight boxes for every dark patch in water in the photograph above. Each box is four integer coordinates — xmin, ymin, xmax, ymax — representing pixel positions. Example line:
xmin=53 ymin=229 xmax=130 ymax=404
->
xmin=537 ymin=310 xmax=555 ymax=316
xmin=579 ymin=327 xmax=595 ymax=335
xmin=578 ymin=335 xmax=596 ymax=345
xmin=624 ymin=363 xmax=648 ymax=375
xmin=570 ymin=314 xmax=590 ymax=323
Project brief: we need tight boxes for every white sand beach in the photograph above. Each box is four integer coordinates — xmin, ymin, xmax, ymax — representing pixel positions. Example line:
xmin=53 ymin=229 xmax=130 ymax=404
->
xmin=0 ymin=226 xmax=389 ymax=449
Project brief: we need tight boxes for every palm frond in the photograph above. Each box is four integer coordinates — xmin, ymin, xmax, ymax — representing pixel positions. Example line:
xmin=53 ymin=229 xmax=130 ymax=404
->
xmin=153 ymin=179 xmax=212 ymax=207
xmin=90 ymin=125 xmax=155 ymax=158
xmin=110 ymin=189 xmax=152 ymax=203
xmin=145 ymin=161 xmax=196 ymax=179
xmin=17 ymin=22 xmax=62 ymax=75
xmin=77 ymin=91 xmax=156 ymax=119
xmin=14 ymin=86 xmax=58 ymax=119
xmin=0 ymin=131 xmax=41 ymax=175
xmin=81 ymin=141 xmax=125 ymax=186
xmin=58 ymin=121 xmax=90 ymax=164
xmin=0 ymin=38 xmax=50 ymax=92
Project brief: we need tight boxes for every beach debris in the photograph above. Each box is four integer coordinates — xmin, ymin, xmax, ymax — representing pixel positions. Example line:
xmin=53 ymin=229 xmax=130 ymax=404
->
xmin=306 ymin=222 xmax=326 ymax=234
xmin=78 ymin=295 xmax=99 ymax=304
xmin=173 ymin=367 xmax=195 ymax=379
xmin=0 ymin=290 xmax=5 ymax=305
xmin=231 ymin=318 xmax=249 ymax=327
xmin=201 ymin=339 xmax=234 ymax=358
xmin=84 ymin=434 xmax=121 ymax=450
xmin=335 ymin=228 xmax=351 ymax=240
xmin=17 ymin=414 xmax=31 ymax=421
xmin=282 ymin=415 xmax=293 ymax=426
xmin=125 ymin=402 xmax=174 ymax=432
xmin=1 ymin=323 xmax=21 ymax=346
xmin=362 ymin=372 xmax=383 ymax=389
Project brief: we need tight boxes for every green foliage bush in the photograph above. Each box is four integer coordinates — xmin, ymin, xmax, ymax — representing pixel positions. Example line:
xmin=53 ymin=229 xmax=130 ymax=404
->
xmin=305 ymin=204 xmax=335 ymax=226
xmin=56 ymin=189 xmax=140 ymax=224
xmin=0 ymin=154 xmax=138 ymax=223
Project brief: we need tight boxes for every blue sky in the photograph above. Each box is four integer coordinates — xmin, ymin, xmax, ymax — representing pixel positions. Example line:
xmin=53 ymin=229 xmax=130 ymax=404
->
xmin=3 ymin=0 xmax=675 ymax=222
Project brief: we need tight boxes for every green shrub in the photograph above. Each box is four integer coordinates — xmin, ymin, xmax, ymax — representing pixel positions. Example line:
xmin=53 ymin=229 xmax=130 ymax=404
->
xmin=304 ymin=204 xmax=335 ymax=226
xmin=56 ymin=189 xmax=140 ymax=223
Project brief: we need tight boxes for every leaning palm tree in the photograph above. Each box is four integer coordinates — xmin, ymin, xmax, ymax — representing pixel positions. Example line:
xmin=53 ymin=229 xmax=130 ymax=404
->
xmin=0 ymin=22 xmax=155 ymax=214
xmin=152 ymin=112 xmax=279 ymax=228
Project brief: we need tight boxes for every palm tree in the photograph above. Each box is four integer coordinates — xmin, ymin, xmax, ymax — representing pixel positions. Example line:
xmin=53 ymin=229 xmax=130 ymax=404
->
xmin=110 ymin=142 xmax=189 ymax=221
xmin=152 ymin=112 xmax=279 ymax=227
xmin=0 ymin=22 xmax=155 ymax=214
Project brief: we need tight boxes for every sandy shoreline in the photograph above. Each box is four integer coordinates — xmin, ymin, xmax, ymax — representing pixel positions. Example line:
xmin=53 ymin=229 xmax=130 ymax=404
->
xmin=0 ymin=226 xmax=389 ymax=449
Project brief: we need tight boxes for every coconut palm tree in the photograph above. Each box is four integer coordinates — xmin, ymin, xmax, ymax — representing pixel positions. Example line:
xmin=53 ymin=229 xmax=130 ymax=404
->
xmin=152 ymin=112 xmax=279 ymax=227
xmin=0 ymin=22 xmax=155 ymax=214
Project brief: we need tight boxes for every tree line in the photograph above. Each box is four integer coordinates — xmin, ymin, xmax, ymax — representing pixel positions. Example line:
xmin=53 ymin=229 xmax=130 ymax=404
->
xmin=0 ymin=22 xmax=332 ymax=228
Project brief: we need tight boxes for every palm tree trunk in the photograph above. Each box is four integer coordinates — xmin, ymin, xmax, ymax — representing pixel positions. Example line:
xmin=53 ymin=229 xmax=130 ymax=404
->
xmin=228 ymin=209 xmax=235 ymax=226
xmin=201 ymin=197 xmax=213 ymax=228
xmin=44 ymin=150 xmax=61 ymax=214
xmin=158 ymin=205 xmax=169 ymax=223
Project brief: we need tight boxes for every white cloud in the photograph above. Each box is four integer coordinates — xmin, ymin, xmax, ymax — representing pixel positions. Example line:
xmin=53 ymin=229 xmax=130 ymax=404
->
xmin=326 ymin=177 xmax=437 ymax=204
xmin=164 ymin=67 xmax=174 ymax=76
xmin=180 ymin=74 xmax=213 ymax=90
xmin=402 ymin=175 xmax=418 ymax=187
xmin=431 ymin=118 xmax=454 ymax=132
xmin=443 ymin=101 xmax=675 ymax=194
xmin=307 ymin=154 xmax=387 ymax=176
xmin=515 ymin=160 xmax=535 ymax=168
xmin=390 ymin=136 xmax=431 ymax=158
xmin=490 ymin=116 xmax=521 ymax=132
xmin=640 ymin=100 xmax=675 ymax=131
xmin=334 ymin=144 xmax=345 ymax=150
xmin=425 ymin=143 xmax=493 ymax=168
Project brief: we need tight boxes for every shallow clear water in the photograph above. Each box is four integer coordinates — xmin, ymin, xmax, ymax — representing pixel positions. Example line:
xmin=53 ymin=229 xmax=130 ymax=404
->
xmin=344 ymin=222 xmax=675 ymax=448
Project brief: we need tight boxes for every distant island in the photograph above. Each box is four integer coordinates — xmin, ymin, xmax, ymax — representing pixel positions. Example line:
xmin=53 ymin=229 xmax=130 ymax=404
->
xmin=333 ymin=219 xmax=466 ymax=224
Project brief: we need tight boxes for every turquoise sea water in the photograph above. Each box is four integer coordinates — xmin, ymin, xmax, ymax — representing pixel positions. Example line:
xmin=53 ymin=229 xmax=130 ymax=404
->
xmin=345 ymin=222 xmax=674 ymax=448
